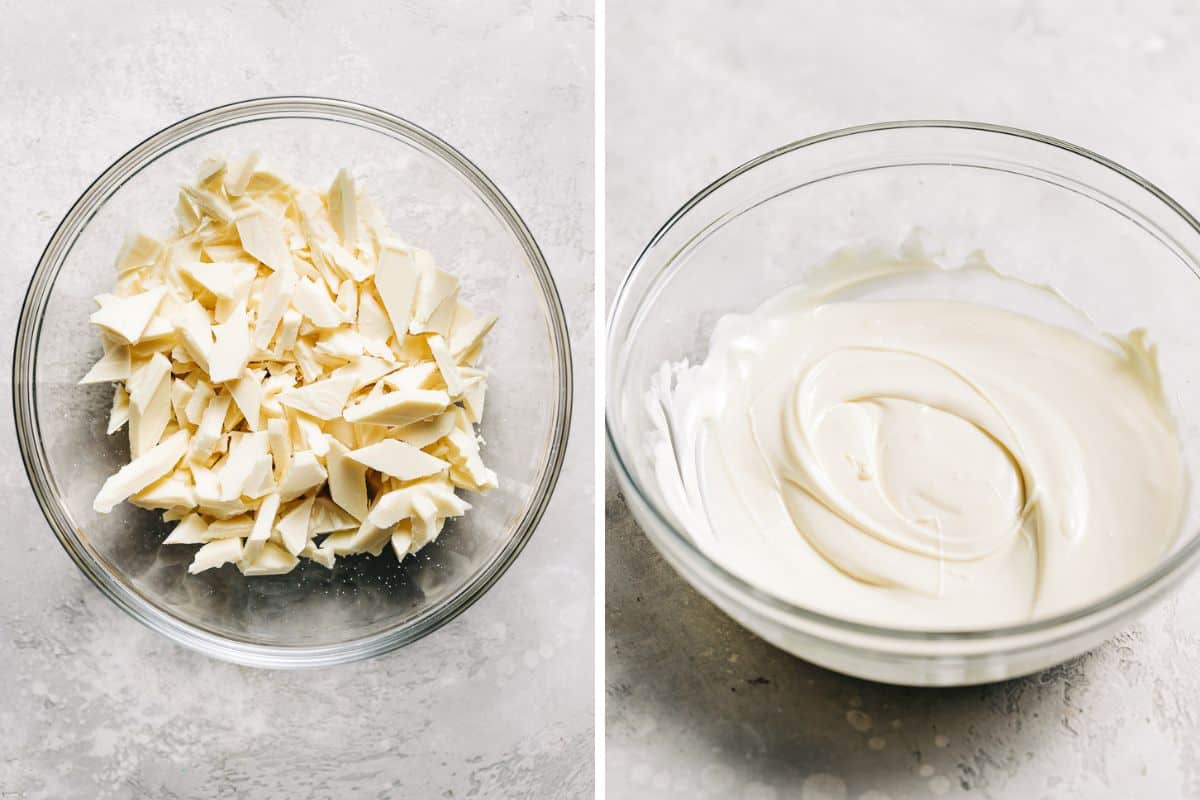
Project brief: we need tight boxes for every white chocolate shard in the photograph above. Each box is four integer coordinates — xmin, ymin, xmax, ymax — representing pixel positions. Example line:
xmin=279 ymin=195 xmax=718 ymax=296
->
xmin=328 ymin=168 xmax=358 ymax=245
xmin=163 ymin=512 xmax=209 ymax=545
xmin=237 ymin=541 xmax=298 ymax=576
xmin=236 ymin=208 xmax=293 ymax=272
xmin=209 ymin=305 xmax=252 ymax=383
xmin=346 ymin=439 xmax=448 ymax=481
xmin=80 ymin=343 xmax=131 ymax=384
xmin=276 ymin=375 xmax=355 ymax=420
xmin=188 ymin=537 xmax=244 ymax=574
xmin=374 ymin=243 xmax=420 ymax=339
xmin=107 ymin=384 xmax=131 ymax=434
xmin=243 ymin=491 xmax=280 ymax=563
xmin=343 ymin=388 xmax=450 ymax=427
xmin=278 ymin=451 xmax=327 ymax=501
xmin=89 ymin=287 xmax=165 ymax=344
xmin=326 ymin=437 xmax=368 ymax=521
xmin=276 ymin=494 xmax=316 ymax=556
xmin=94 ymin=430 xmax=189 ymax=513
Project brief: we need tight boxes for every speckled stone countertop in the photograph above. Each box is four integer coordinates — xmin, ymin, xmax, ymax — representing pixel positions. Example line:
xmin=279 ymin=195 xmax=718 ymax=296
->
xmin=606 ymin=1 xmax=1200 ymax=798
xmin=0 ymin=1 xmax=593 ymax=797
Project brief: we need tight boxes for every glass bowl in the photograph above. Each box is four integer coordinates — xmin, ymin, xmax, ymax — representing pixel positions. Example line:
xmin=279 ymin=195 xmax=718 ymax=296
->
xmin=14 ymin=97 xmax=572 ymax=668
xmin=607 ymin=121 xmax=1200 ymax=686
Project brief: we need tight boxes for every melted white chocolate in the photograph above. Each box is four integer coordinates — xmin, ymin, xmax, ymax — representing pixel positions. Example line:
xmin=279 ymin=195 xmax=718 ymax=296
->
xmin=648 ymin=253 xmax=1186 ymax=629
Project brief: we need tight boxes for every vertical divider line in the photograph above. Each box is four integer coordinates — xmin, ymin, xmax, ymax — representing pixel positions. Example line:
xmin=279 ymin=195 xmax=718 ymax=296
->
xmin=593 ymin=0 xmax=607 ymax=796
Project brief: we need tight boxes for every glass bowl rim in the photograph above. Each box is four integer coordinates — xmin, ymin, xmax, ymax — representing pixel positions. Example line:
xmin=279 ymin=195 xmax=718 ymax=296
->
xmin=13 ymin=95 xmax=573 ymax=668
xmin=606 ymin=119 xmax=1200 ymax=644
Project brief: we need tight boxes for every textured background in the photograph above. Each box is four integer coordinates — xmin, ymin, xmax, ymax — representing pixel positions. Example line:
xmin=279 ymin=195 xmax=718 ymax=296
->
xmin=0 ymin=1 xmax=594 ymax=797
xmin=606 ymin=1 xmax=1200 ymax=798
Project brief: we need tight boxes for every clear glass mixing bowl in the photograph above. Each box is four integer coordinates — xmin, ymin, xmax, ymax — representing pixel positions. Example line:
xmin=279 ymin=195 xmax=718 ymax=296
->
xmin=607 ymin=121 xmax=1200 ymax=686
xmin=14 ymin=97 xmax=572 ymax=668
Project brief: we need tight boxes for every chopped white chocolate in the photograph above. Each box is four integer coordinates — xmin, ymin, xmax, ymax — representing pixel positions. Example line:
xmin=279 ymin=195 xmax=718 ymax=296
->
xmin=276 ymin=494 xmax=316 ymax=555
xmin=326 ymin=437 xmax=368 ymax=521
xmin=89 ymin=287 xmax=166 ymax=344
xmin=107 ymin=384 xmax=131 ymax=434
xmin=94 ymin=430 xmax=189 ymax=512
xmin=343 ymin=388 xmax=450 ymax=427
xmin=209 ymin=305 xmax=251 ymax=382
xmin=237 ymin=541 xmax=298 ymax=576
xmin=243 ymin=491 xmax=280 ymax=563
xmin=236 ymin=209 xmax=293 ymax=272
xmin=426 ymin=334 xmax=464 ymax=397
xmin=276 ymin=374 xmax=355 ymax=420
xmin=347 ymin=439 xmax=448 ymax=481
xmin=327 ymin=168 xmax=358 ymax=245
xmin=278 ymin=450 xmax=327 ymax=501
xmin=188 ymin=537 xmax=244 ymax=574
xmin=374 ymin=243 xmax=420 ymax=337
xmin=80 ymin=342 xmax=131 ymax=385
xmin=88 ymin=156 xmax=498 ymax=577
xmin=163 ymin=512 xmax=209 ymax=545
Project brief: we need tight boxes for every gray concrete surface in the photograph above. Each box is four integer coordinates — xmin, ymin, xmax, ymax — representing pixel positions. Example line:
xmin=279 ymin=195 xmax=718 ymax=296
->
xmin=606 ymin=2 xmax=1200 ymax=798
xmin=0 ymin=2 xmax=593 ymax=798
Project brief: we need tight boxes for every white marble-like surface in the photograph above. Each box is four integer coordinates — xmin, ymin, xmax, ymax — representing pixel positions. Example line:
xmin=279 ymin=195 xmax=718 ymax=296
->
xmin=606 ymin=1 xmax=1200 ymax=798
xmin=0 ymin=1 xmax=593 ymax=797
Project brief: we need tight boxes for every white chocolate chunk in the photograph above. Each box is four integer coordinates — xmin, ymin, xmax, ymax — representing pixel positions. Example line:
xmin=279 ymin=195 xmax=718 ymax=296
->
xmin=267 ymin=417 xmax=292 ymax=481
xmin=328 ymin=168 xmax=358 ymax=245
xmin=276 ymin=494 xmax=316 ymax=555
xmin=237 ymin=541 xmax=298 ymax=576
xmin=391 ymin=527 xmax=413 ymax=560
xmin=130 ymin=472 xmax=196 ymax=510
xmin=409 ymin=264 xmax=459 ymax=337
xmin=176 ymin=300 xmax=214 ymax=373
xmin=127 ymin=353 xmax=172 ymax=414
xmin=94 ymin=430 xmax=189 ymax=513
xmin=426 ymin=334 xmax=464 ymax=397
xmin=292 ymin=277 xmax=346 ymax=328
xmin=244 ymin=491 xmax=280 ymax=563
xmin=311 ymin=495 xmax=360 ymax=533
xmin=128 ymin=366 xmax=172 ymax=457
xmin=188 ymin=537 xmax=244 ymax=574
xmin=218 ymin=431 xmax=269 ymax=500
xmin=382 ymin=362 xmax=439 ymax=392
xmin=300 ymin=540 xmax=337 ymax=568
xmin=392 ymin=409 xmax=457 ymax=449
xmin=107 ymin=384 xmax=131 ymax=434
xmin=236 ymin=209 xmax=293 ymax=272
xmin=115 ymin=232 xmax=163 ymax=275
xmin=293 ymin=413 xmax=329 ymax=456
xmin=185 ymin=379 xmax=214 ymax=426
xmin=89 ymin=287 xmax=165 ymax=344
xmin=461 ymin=378 xmax=487 ymax=423
xmin=81 ymin=344 xmax=131 ymax=384
xmin=277 ymin=375 xmax=355 ymax=420
xmin=278 ymin=451 xmax=327 ymax=501
xmin=204 ymin=515 xmax=255 ymax=540
xmin=346 ymin=439 xmax=448 ymax=481
xmin=275 ymin=309 xmax=302 ymax=354
xmin=450 ymin=313 xmax=498 ymax=362
xmin=182 ymin=261 xmax=243 ymax=299
xmin=209 ymin=305 xmax=251 ymax=383
xmin=326 ymin=437 xmax=368 ymax=521
xmin=163 ymin=513 xmax=209 ymax=545
xmin=330 ymin=356 xmax=395 ymax=391
xmin=224 ymin=151 xmax=260 ymax=196
xmin=374 ymin=243 xmax=420 ymax=339
xmin=228 ymin=370 xmax=264 ymax=432
xmin=181 ymin=183 xmax=235 ymax=223
xmin=191 ymin=393 xmax=232 ymax=460
xmin=251 ymin=267 xmax=298 ymax=349
xmin=322 ymin=520 xmax=392 ymax=557
xmin=343 ymin=388 xmax=450 ymax=427
xmin=444 ymin=428 xmax=499 ymax=492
